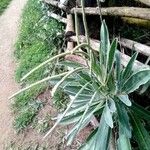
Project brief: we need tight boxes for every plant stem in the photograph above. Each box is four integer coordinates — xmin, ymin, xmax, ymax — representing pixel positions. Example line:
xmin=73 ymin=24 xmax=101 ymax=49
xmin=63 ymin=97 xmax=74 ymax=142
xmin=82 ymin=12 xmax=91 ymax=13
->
xmin=81 ymin=0 xmax=93 ymax=75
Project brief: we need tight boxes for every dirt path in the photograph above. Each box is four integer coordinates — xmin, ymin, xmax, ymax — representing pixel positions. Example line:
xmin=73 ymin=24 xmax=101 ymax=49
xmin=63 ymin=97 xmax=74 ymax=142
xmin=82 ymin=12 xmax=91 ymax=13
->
xmin=0 ymin=0 xmax=27 ymax=149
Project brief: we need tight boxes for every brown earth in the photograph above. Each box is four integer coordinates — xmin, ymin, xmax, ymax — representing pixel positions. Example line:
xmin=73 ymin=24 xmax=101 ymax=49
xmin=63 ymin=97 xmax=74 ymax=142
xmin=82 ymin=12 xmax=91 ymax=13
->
xmin=0 ymin=0 xmax=27 ymax=149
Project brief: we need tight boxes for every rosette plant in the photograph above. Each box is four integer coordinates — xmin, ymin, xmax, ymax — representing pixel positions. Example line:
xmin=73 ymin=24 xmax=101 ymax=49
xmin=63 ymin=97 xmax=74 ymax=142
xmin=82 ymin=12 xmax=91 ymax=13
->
xmin=11 ymin=21 xmax=150 ymax=149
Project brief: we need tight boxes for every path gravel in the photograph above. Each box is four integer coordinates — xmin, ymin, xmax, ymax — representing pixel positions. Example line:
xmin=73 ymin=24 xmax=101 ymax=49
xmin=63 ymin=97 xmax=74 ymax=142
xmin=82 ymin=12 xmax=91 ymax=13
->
xmin=0 ymin=0 xmax=27 ymax=148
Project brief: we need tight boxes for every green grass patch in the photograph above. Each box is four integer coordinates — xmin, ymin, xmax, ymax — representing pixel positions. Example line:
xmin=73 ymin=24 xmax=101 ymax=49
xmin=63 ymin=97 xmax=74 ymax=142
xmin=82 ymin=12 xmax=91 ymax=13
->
xmin=0 ymin=0 xmax=12 ymax=15
xmin=14 ymin=0 xmax=64 ymax=131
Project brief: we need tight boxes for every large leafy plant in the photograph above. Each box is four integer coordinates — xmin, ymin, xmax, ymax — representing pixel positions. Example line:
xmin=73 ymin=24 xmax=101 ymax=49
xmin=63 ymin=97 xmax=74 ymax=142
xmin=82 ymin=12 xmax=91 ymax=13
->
xmin=11 ymin=21 xmax=150 ymax=150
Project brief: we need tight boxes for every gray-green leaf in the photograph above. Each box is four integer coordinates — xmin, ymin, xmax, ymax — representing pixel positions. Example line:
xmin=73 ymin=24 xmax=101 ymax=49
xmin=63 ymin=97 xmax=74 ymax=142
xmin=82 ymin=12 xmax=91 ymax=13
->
xmin=94 ymin=111 xmax=111 ymax=150
xmin=122 ymin=69 xmax=150 ymax=93
xmin=104 ymin=103 xmax=114 ymax=128
xmin=117 ymin=134 xmax=132 ymax=150
xmin=130 ymin=112 xmax=150 ymax=150
xmin=118 ymin=95 xmax=132 ymax=106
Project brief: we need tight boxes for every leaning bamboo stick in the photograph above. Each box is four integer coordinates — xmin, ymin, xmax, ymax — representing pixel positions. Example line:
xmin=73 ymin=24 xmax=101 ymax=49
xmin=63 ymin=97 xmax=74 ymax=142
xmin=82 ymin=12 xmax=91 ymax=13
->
xmin=121 ymin=17 xmax=150 ymax=28
xmin=44 ymin=0 xmax=150 ymax=20
xmin=71 ymin=7 xmax=150 ymax=20
xmin=70 ymin=35 xmax=150 ymax=57
xmin=47 ymin=12 xmax=67 ymax=23
xmin=44 ymin=0 xmax=67 ymax=10
xmin=120 ymin=38 xmax=150 ymax=56
xmin=70 ymin=35 xmax=149 ymax=69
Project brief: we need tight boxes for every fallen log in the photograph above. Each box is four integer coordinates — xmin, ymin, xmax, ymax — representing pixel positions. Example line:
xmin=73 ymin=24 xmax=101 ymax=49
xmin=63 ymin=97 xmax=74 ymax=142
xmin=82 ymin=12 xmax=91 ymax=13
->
xmin=71 ymin=7 xmax=150 ymax=20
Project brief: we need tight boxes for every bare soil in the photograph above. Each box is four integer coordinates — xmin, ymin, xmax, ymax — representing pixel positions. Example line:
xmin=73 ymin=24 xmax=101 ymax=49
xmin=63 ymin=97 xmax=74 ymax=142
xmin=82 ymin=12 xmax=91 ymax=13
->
xmin=0 ymin=0 xmax=27 ymax=149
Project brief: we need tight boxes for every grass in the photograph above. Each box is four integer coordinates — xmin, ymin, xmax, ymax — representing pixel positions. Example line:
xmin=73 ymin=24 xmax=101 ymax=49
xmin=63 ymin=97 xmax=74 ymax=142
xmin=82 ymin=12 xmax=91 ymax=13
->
xmin=0 ymin=0 xmax=12 ymax=15
xmin=13 ymin=0 xmax=64 ymax=132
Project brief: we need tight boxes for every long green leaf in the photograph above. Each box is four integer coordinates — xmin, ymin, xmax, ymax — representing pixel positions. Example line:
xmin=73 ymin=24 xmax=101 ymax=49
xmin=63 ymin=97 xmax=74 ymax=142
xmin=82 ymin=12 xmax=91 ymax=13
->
xmin=79 ymin=128 xmax=98 ymax=150
xmin=115 ymin=52 xmax=121 ymax=92
xmin=100 ymin=20 xmax=110 ymax=66
xmin=66 ymin=101 xmax=104 ymax=145
xmin=117 ymin=134 xmax=132 ymax=150
xmin=21 ymin=43 xmax=88 ymax=81
xmin=131 ymin=102 xmax=150 ymax=121
xmin=130 ymin=112 xmax=150 ymax=150
xmin=59 ymin=60 xmax=84 ymax=68
xmin=9 ymin=72 xmax=68 ymax=99
xmin=104 ymin=103 xmax=114 ymax=128
xmin=116 ymin=102 xmax=132 ymax=138
xmin=51 ymin=67 xmax=86 ymax=96
xmin=123 ymin=52 xmax=138 ymax=80
xmin=118 ymin=95 xmax=132 ymax=106
xmin=122 ymin=69 xmax=150 ymax=93
xmin=43 ymin=82 xmax=90 ymax=139
xmin=107 ymin=38 xmax=117 ymax=72
xmin=94 ymin=110 xmax=111 ymax=150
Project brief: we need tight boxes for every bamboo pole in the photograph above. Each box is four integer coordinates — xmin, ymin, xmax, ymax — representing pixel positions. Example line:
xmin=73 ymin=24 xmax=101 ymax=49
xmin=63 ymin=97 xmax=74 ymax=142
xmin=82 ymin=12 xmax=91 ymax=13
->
xmin=71 ymin=7 xmax=150 ymax=20
xmin=122 ymin=17 xmax=150 ymax=28
xmin=120 ymin=38 xmax=150 ymax=56
xmin=47 ymin=12 xmax=67 ymax=23
xmin=44 ymin=0 xmax=67 ymax=11
xmin=66 ymin=14 xmax=74 ymax=51
xmin=44 ymin=1 xmax=150 ymax=20
xmin=70 ymin=35 xmax=149 ymax=69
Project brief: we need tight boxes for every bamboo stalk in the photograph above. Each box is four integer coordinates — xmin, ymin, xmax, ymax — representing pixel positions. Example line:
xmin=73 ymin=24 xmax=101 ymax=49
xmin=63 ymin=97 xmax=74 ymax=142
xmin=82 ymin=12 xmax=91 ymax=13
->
xmin=44 ymin=0 xmax=67 ymax=10
xmin=122 ymin=17 xmax=150 ymax=28
xmin=44 ymin=1 xmax=150 ymax=20
xmin=44 ymin=0 xmax=58 ymax=7
xmin=71 ymin=7 xmax=150 ymax=20
xmin=47 ymin=12 xmax=67 ymax=23
xmin=70 ymin=35 xmax=149 ymax=69
xmin=66 ymin=14 xmax=74 ymax=51
xmin=120 ymin=38 xmax=150 ymax=56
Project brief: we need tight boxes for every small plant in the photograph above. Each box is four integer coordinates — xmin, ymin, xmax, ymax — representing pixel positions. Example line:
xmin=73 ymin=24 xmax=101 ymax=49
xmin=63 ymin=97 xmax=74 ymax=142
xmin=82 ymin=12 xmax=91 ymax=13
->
xmin=33 ymin=114 xmax=52 ymax=134
xmin=11 ymin=20 xmax=150 ymax=149
xmin=14 ymin=100 xmax=43 ymax=132
xmin=13 ymin=0 xmax=64 ymax=131
xmin=0 ymin=0 xmax=12 ymax=15
xmin=52 ymin=88 xmax=69 ymax=110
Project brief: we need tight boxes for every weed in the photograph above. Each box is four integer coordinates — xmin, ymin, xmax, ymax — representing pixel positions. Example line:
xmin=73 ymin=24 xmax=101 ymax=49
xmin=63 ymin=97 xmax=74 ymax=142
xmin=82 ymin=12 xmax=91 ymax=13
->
xmin=33 ymin=114 xmax=52 ymax=134
xmin=0 ymin=0 xmax=12 ymax=15
xmin=14 ymin=100 xmax=44 ymax=132
xmin=14 ymin=0 xmax=64 ymax=131
xmin=53 ymin=88 xmax=69 ymax=111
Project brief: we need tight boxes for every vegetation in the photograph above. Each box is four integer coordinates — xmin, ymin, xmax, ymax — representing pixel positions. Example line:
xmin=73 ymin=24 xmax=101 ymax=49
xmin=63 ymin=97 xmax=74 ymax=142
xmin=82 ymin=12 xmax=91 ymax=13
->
xmin=10 ymin=0 xmax=150 ymax=149
xmin=12 ymin=19 xmax=150 ymax=149
xmin=0 ymin=0 xmax=12 ymax=15
xmin=13 ymin=0 xmax=64 ymax=132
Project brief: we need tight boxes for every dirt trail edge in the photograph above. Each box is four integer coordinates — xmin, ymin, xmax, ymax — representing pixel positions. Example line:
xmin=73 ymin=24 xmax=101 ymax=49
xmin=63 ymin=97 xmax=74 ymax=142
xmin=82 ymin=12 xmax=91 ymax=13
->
xmin=0 ymin=0 xmax=27 ymax=148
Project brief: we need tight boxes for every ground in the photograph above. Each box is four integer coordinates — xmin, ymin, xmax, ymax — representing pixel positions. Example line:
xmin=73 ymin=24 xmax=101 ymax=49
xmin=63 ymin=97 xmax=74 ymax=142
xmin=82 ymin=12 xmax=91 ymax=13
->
xmin=0 ymin=0 xmax=27 ymax=148
xmin=0 ymin=0 xmax=91 ymax=149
